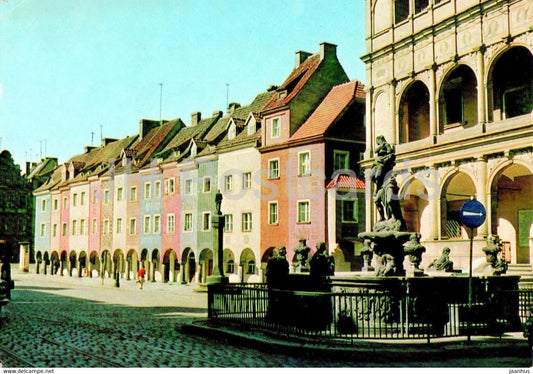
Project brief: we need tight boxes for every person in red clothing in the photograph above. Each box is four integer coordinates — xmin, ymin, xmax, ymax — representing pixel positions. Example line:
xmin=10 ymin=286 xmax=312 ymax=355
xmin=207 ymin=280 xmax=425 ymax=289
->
xmin=137 ymin=267 xmax=146 ymax=289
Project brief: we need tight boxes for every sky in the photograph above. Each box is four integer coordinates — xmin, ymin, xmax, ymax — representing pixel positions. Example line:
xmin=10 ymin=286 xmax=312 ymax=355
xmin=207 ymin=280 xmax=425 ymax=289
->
xmin=0 ymin=0 xmax=366 ymax=169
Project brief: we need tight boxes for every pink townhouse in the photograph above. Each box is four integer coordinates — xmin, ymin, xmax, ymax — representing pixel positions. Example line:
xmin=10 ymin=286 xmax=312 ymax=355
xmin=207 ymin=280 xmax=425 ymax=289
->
xmin=287 ymin=80 xmax=366 ymax=268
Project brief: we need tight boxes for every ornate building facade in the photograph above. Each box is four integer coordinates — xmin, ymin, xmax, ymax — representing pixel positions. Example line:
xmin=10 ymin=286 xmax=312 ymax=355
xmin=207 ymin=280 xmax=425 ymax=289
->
xmin=362 ymin=0 xmax=533 ymax=270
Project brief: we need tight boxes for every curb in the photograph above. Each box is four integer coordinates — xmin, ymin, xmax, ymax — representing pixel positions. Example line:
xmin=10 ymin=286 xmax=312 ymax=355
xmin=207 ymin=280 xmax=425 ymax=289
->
xmin=182 ymin=319 xmax=531 ymax=363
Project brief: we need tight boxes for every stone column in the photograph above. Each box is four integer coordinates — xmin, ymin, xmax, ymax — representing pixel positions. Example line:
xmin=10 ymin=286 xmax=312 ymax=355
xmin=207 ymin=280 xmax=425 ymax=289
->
xmin=428 ymin=166 xmax=440 ymax=240
xmin=365 ymin=168 xmax=374 ymax=232
xmin=476 ymin=157 xmax=489 ymax=238
xmin=207 ymin=212 xmax=228 ymax=285
xmin=389 ymin=83 xmax=398 ymax=145
xmin=365 ymin=88 xmax=374 ymax=159
xmin=429 ymin=66 xmax=438 ymax=139
xmin=477 ymin=47 xmax=487 ymax=125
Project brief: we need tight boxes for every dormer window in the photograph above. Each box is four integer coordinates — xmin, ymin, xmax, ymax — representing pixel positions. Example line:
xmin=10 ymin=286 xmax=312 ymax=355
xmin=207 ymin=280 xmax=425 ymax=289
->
xmin=247 ymin=117 xmax=256 ymax=135
xmin=278 ymin=91 xmax=287 ymax=99
xmin=228 ymin=122 xmax=236 ymax=140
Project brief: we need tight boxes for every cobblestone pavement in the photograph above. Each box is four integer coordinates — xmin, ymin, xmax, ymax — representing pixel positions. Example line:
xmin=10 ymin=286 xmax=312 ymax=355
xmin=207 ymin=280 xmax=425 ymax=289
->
xmin=0 ymin=269 xmax=530 ymax=368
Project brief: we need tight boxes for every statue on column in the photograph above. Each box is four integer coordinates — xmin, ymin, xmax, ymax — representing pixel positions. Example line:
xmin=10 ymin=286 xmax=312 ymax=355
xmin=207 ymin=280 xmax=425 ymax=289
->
xmin=371 ymin=136 xmax=406 ymax=231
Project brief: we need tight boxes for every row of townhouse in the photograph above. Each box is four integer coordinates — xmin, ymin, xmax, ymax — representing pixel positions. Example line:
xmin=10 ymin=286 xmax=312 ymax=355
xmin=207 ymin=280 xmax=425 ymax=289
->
xmin=32 ymin=42 xmax=366 ymax=284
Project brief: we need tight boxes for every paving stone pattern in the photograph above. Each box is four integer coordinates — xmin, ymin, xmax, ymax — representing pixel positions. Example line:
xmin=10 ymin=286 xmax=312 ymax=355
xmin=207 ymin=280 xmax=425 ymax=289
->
xmin=0 ymin=272 xmax=530 ymax=368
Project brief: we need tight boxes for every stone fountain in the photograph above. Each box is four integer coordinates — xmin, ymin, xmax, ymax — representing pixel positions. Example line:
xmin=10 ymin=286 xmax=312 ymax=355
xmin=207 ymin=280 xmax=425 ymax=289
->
xmin=358 ymin=135 xmax=423 ymax=277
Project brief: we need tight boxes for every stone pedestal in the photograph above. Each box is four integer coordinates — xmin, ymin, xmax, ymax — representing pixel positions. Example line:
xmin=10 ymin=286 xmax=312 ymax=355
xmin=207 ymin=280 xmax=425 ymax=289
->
xmin=207 ymin=214 xmax=229 ymax=285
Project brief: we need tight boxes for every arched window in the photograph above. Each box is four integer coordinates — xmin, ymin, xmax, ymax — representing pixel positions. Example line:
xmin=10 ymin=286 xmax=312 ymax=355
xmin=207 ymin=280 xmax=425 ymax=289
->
xmin=490 ymin=47 xmax=533 ymax=121
xmin=439 ymin=65 xmax=478 ymax=129
xmin=399 ymin=81 xmax=430 ymax=143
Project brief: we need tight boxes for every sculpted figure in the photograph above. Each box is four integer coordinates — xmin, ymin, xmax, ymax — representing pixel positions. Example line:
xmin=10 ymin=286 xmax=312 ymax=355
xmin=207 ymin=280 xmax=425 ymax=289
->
xmin=428 ymin=247 xmax=454 ymax=272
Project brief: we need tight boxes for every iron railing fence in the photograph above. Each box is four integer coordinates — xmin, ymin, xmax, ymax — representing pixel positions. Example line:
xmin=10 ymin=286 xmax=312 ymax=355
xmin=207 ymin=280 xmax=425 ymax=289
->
xmin=208 ymin=282 xmax=533 ymax=343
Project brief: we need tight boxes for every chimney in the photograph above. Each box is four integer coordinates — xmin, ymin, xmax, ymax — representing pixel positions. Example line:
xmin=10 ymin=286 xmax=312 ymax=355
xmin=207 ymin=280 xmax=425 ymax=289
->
xmin=191 ymin=112 xmax=201 ymax=127
xmin=295 ymin=50 xmax=312 ymax=68
xmin=139 ymin=119 xmax=159 ymax=140
xmin=26 ymin=162 xmax=31 ymax=176
xmin=212 ymin=110 xmax=223 ymax=118
xmin=101 ymin=138 xmax=118 ymax=146
xmin=84 ymin=146 xmax=96 ymax=153
xmin=227 ymin=102 xmax=241 ymax=115
xmin=320 ymin=42 xmax=337 ymax=61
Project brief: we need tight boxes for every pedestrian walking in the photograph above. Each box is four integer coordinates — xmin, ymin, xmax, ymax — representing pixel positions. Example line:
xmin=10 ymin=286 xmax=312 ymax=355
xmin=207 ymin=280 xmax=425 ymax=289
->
xmin=137 ymin=268 xmax=146 ymax=290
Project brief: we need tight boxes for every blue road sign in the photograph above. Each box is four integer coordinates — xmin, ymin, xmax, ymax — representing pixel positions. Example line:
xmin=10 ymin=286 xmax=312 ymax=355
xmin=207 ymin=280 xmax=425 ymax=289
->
xmin=460 ymin=199 xmax=486 ymax=228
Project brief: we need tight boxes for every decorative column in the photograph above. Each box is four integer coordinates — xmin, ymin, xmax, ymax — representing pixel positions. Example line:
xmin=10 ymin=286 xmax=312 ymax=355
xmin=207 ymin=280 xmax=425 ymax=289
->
xmin=390 ymin=81 xmax=398 ymax=145
xmin=477 ymin=46 xmax=487 ymax=125
xmin=365 ymin=168 xmax=374 ymax=232
xmin=428 ymin=166 xmax=440 ymax=240
xmin=207 ymin=190 xmax=229 ymax=284
xmin=429 ymin=65 xmax=439 ymax=139
xmin=476 ymin=156 xmax=489 ymax=238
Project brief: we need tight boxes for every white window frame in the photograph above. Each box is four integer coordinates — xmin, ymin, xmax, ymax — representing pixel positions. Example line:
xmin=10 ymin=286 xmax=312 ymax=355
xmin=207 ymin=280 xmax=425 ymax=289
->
xmin=298 ymin=151 xmax=311 ymax=176
xmin=54 ymin=199 xmax=58 ymax=210
xmin=271 ymin=117 xmax=280 ymax=138
xmin=224 ymin=214 xmax=233 ymax=232
xmin=155 ymin=181 xmax=161 ymax=198
xmin=53 ymin=223 xmax=57 ymax=237
xmin=62 ymin=222 xmax=67 ymax=236
xmin=166 ymin=178 xmax=175 ymax=194
xmin=268 ymin=201 xmax=279 ymax=225
xmin=63 ymin=197 xmax=67 ymax=209
xmin=144 ymin=182 xmax=151 ymax=200
xmin=40 ymin=223 xmax=46 ymax=237
xmin=184 ymin=212 xmax=193 ymax=232
xmin=41 ymin=199 xmax=46 ymax=211
xmin=143 ymin=216 xmax=151 ymax=234
xmin=72 ymin=220 xmax=77 ymax=236
xmin=116 ymin=218 xmax=122 ymax=234
xmin=130 ymin=186 xmax=137 ymax=201
xmin=185 ymin=179 xmax=193 ymax=195
xmin=72 ymin=193 xmax=78 ymax=207
xmin=297 ymin=200 xmax=311 ymax=223
xmin=225 ymin=174 xmax=233 ymax=192
xmin=167 ymin=214 xmax=175 ymax=234
xmin=202 ymin=212 xmax=211 ymax=231
xmin=116 ymin=187 xmax=123 ymax=201
xmin=203 ymin=177 xmax=211 ymax=193
xmin=154 ymin=214 xmax=161 ymax=234
xmin=80 ymin=219 xmax=86 ymax=235
xmin=242 ymin=212 xmax=252 ymax=232
xmin=129 ymin=218 xmax=137 ymax=235
xmin=243 ymin=172 xmax=252 ymax=190
xmin=268 ymin=158 xmax=280 ymax=179
xmin=103 ymin=219 xmax=109 ymax=235
xmin=104 ymin=189 xmax=110 ymax=204
xmin=81 ymin=191 xmax=86 ymax=205
xmin=92 ymin=219 xmax=97 ymax=234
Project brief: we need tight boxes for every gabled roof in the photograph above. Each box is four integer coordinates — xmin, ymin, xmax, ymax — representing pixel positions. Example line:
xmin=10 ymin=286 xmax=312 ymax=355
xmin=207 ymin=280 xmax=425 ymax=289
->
xmin=326 ymin=174 xmax=365 ymax=190
xmin=290 ymin=80 xmax=365 ymax=141
xmin=132 ymin=119 xmax=184 ymax=168
xmin=35 ymin=135 xmax=138 ymax=192
xmin=26 ymin=157 xmax=57 ymax=180
xmin=158 ymin=113 xmax=221 ymax=162
xmin=200 ymin=90 xmax=275 ymax=154
xmin=262 ymin=54 xmax=321 ymax=112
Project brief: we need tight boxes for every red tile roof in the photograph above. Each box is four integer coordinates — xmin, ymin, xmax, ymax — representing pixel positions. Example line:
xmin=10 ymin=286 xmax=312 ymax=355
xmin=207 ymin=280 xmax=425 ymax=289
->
xmin=262 ymin=54 xmax=321 ymax=112
xmin=326 ymin=174 xmax=365 ymax=190
xmin=290 ymin=80 xmax=365 ymax=141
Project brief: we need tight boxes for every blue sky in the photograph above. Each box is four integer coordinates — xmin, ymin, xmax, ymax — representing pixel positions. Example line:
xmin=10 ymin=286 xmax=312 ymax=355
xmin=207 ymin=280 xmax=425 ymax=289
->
xmin=0 ymin=0 xmax=366 ymax=168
